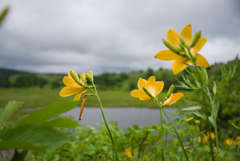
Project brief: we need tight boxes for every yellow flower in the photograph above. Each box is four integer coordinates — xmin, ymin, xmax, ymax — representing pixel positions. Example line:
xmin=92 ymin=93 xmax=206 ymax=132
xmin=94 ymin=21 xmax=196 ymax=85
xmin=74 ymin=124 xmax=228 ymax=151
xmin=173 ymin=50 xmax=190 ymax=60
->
xmin=185 ymin=116 xmax=194 ymax=121
xmin=198 ymin=136 xmax=201 ymax=143
xmin=187 ymin=149 xmax=193 ymax=153
xmin=163 ymin=93 xmax=184 ymax=106
xmin=59 ymin=70 xmax=87 ymax=101
xmin=203 ymin=132 xmax=215 ymax=141
xmin=155 ymin=24 xmax=210 ymax=75
xmin=122 ymin=147 xmax=133 ymax=159
xmin=195 ymin=120 xmax=200 ymax=124
xmin=224 ymin=138 xmax=234 ymax=145
xmin=130 ymin=76 xmax=164 ymax=100
xmin=236 ymin=136 xmax=240 ymax=144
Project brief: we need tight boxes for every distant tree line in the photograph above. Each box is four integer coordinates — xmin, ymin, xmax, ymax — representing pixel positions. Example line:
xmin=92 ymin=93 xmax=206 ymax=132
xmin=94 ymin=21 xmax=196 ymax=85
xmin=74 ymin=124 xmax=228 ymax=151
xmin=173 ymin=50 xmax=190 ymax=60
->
xmin=0 ymin=74 xmax=48 ymax=88
xmin=94 ymin=72 xmax=129 ymax=90
xmin=0 ymin=58 xmax=239 ymax=90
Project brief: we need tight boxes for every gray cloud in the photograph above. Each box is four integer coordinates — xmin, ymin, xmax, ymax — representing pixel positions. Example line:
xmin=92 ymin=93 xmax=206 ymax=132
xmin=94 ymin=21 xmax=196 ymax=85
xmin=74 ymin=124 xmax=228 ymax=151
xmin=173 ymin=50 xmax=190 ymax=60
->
xmin=0 ymin=0 xmax=239 ymax=75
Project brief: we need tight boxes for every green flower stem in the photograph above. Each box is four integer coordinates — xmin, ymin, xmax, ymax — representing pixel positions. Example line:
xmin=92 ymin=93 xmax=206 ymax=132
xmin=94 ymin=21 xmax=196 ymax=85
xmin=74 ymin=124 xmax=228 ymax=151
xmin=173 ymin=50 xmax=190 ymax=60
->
xmin=155 ymin=100 xmax=164 ymax=161
xmin=161 ymin=109 xmax=189 ymax=161
xmin=187 ymin=48 xmax=215 ymax=160
xmin=88 ymin=85 xmax=119 ymax=161
xmin=213 ymin=118 xmax=219 ymax=150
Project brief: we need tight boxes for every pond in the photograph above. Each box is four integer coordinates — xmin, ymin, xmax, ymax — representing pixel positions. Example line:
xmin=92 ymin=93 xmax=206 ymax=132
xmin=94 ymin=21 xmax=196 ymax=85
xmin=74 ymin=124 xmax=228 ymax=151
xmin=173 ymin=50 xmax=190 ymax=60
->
xmin=61 ymin=107 xmax=179 ymax=130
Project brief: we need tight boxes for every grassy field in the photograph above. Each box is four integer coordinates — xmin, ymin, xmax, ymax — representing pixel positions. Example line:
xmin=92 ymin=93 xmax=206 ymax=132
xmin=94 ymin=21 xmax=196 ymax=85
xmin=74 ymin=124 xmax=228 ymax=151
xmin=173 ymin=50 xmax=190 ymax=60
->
xmin=0 ymin=87 xmax=190 ymax=108
xmin=1 ymin=87 xmax=190 ymax=123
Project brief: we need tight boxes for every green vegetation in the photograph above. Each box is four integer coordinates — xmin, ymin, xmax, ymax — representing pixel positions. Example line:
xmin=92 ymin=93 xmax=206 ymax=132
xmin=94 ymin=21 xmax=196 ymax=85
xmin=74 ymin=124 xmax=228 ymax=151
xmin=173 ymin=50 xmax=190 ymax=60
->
xmin=1 ymin=59 xmax=240 ymax=160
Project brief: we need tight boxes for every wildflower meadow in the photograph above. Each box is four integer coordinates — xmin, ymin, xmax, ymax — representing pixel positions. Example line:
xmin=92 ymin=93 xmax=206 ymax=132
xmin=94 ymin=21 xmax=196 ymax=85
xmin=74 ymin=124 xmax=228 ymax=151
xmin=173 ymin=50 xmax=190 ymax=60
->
xmin=0 ymin=7 xmax=240 ymax=161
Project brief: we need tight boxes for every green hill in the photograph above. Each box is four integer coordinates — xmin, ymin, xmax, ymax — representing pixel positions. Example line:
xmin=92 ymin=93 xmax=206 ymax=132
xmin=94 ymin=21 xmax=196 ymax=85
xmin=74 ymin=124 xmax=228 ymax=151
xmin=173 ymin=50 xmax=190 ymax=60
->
xmin=0 ymin=57 xmax=239 ymax=90
xmin=0 ymin=68 xmax=29 ymax=77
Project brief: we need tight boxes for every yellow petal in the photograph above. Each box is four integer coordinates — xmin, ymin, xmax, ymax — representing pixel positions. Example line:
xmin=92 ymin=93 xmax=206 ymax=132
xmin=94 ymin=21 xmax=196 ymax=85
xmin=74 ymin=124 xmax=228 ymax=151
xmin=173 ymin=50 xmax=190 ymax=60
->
xmin=63 ymin=76 xmax=81 ymax=88
xmin=164 ymin=93 xmax=184 ymax=106
xmin=147 ymin=76 xmax=156 ymax=86
xmin=122 ymin=147 xmax=133 ymax=159
xmin=138 ymin=78 xmax=147 ymax=90
xmin=130 ymin=90 xmax=151 ymax=100
xmin=155 ymin=49 xmax=182 ymax=60
xmin=172 ymin=58 xmax=190 ymax=75
xmin=59 ymin=87 xmax=83 ymax=97
xmin=191 ymin=37 xmax=207 ymax=54
xmin=195 ymin=53 xmax=210 ymax=67
xmin=167 ymin=29 xmax=180 ymax=46
xmin=154 ymin=81 xmax=164 ymax=96
xmin=74 ymin=90 xmax=87 ymax=101
xmin=185 ymin=116 xmax=194 ymax=121
xmin=180 ymin=24 xmax=192 ymax=45
xmin=139 ymin=97 xmax=152 ymax=101
xmin=146 ymin=76 xmax=157 ymax=97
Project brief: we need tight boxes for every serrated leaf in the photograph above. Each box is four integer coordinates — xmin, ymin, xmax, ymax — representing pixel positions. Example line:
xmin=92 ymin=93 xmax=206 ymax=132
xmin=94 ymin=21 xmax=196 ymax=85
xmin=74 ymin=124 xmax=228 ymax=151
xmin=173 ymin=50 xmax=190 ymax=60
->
xmin=15 ymin=101 xmax=78 ymax=127
xmin=181 ymin=106 xmax=201 ymax=111
xmin=0 ymin=140 xmax=45 ymax=151
xmin=0 ymin=101 xmax=23 ymax=129
xmin=3 ymin=124 xmax=70 ymax=151
xmin=41 ymin=116 xmax=81 ymax=128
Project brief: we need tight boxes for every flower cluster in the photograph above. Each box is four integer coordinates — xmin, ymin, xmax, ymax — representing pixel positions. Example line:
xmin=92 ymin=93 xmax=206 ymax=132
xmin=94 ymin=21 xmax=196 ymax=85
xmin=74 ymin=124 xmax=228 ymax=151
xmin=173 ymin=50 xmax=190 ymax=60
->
xmin=155 ymin=24 xmax=210 ymax=75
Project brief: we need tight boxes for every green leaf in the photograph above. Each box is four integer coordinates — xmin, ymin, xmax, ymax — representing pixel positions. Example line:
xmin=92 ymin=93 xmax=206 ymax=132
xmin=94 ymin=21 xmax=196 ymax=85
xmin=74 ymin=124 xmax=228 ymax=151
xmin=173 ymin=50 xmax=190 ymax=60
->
xmin=3 ymin=124 xmax=70 ymax=151
xmin=15 ymin=101 xmax=78 ymax=127
xmin=0 ymin=101 xmax=23 ymax=129
xmin=181 ymin=106 xmax=201 ymax=111
xmin=208 ymin=115 xmax=214 ymax=127
xmin=193 ymin=111 xmax=206 ymax=119
xmin=41 ymin=116 xmax=81 ymax=128
xmin=89 ymin=154 xmax=100 ymax=161
xmin=0 ymin=140 xmax=45 ymax=151
xmin=0 ymin=125 xmax=12 ymax=138
xmin=10 ymin=150 xmax=28 ymax=161
xmin=213 ymin=81 xmax=217 ymax=95
xmin=166 ymin=113 xmax=189 ymax=131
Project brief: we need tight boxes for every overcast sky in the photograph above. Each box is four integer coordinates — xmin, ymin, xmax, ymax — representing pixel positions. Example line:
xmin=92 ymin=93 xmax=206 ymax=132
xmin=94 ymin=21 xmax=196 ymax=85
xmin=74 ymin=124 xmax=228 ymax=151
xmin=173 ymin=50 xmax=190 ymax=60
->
xmin=0 ymin=0 xmax=239 ymax=75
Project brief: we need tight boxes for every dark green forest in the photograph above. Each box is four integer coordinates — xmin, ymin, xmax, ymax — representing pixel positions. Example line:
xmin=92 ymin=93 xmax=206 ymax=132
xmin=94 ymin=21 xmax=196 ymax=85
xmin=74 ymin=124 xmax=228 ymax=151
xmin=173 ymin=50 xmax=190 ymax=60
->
xmin=1 ymin=58 xmax=240 ymax=91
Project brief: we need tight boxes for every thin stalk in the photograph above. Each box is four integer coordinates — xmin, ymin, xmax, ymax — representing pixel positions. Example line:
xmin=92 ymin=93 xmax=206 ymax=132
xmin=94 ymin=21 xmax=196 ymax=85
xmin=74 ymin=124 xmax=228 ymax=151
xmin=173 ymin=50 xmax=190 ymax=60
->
xmin=161 ymin=109 xmax=189 ymax=161
xmin=88 ymin=85 xmax=119 ymax=161
xmin=156 ymin=100 xmax=164 ymax=161
xmin=187 ymin=48 xmax=215 ymax=160
xmin=213 ymin=120 xmax=219 ymax=150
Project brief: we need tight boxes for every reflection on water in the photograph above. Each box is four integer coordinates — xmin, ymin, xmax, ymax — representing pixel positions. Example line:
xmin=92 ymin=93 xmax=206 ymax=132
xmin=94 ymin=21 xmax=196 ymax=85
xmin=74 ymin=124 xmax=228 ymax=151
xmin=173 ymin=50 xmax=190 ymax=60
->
xmin=61 ymin=107 xmax=178 ymax=130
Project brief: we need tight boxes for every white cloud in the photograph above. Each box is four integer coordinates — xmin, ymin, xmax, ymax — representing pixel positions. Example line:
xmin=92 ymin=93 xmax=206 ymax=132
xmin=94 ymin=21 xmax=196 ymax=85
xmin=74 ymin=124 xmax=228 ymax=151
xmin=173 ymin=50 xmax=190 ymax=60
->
xmin=0 ymin=0 xmax=239 ymax=74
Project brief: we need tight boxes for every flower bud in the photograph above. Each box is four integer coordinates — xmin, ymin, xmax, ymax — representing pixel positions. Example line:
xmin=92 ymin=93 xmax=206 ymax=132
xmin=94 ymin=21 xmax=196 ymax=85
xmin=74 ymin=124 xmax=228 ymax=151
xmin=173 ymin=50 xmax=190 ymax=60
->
xmin=231 ymin=123 xmax=240 ymax=131
xmin=143 ymin=87 xmax=154 ymax=99
xmin=70 ymin=70 xmax=84 ymax=86
xmin=190 ymin=30 xmax=201 ymax=48
xmin=0 ymin=7 xmax=9 ymax=26
xmin=80 ymin=74 xmax=86 ymax=83
xmin=85 ymin=73 xmax=92 ymax=82
xmin=179 ymin=43 xmax=185 ymax=51
xmin=162 ymin=39 xmax=180 ymax=54
xmin=180 ymin=36 xmax=186 ymax=46
xmin=89 ymin=70 xmax=93 ymax=80
xmin=166 ymin=84 xmax=175 ymax=98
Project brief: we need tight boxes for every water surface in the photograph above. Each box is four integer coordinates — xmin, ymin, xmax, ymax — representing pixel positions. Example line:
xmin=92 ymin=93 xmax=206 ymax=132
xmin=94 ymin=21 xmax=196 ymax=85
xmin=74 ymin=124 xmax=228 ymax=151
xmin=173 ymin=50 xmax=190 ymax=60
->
xmin=61 ymin=107 xmax=178 ymax=130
